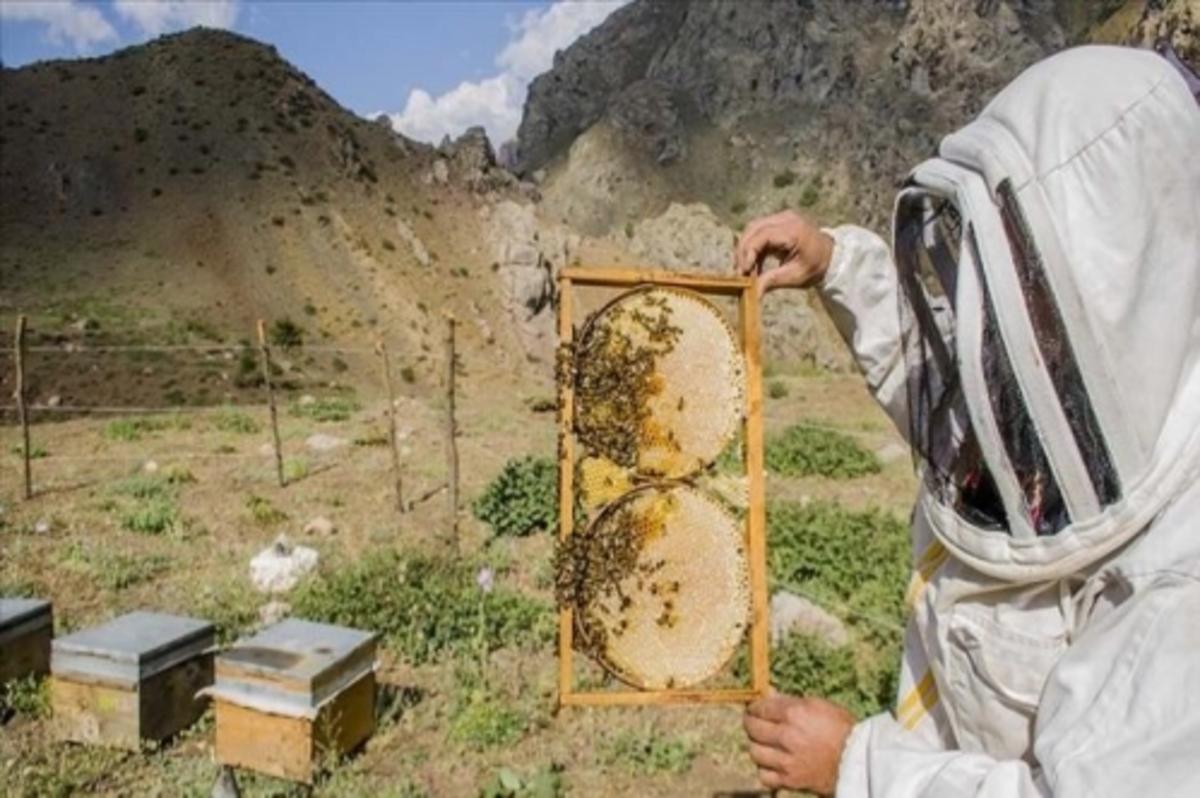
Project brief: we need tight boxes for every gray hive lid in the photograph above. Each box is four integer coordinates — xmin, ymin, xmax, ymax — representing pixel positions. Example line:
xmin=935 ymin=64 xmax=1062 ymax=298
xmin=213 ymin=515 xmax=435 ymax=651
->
xmin=0 ymin=597 xmax=53 ymax=644
xmin=52 ymin=611 xmax=214 ymax=689
xmin=211 ymin=618 xmax=377 ymax=717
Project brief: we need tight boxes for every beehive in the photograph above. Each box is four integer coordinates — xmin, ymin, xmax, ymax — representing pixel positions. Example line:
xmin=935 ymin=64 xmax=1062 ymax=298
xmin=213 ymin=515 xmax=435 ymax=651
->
xmin=556 ymin=268 xmax=770 ymax=706
xmin=51 ymin=611 xmax=214 ymax=749
xmin=207 ymin=619 xmax=377 ymax=784
xmin=0 ymin=598 xmax=53 ymax=685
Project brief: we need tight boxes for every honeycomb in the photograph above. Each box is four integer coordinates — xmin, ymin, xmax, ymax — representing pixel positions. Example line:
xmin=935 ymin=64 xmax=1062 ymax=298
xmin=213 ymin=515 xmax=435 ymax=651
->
xmin=572 ymin=287 xmax=744 ymax=479
xmin=558 ymin=484 xmax=750 ymax=690
xmin=576 ymin=456 xmax=633 ymax=512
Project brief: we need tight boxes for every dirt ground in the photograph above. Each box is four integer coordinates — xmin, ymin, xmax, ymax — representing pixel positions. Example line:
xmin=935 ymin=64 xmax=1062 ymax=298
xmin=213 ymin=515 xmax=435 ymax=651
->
xmin=1 ymin=352 xmax=916 ymax=796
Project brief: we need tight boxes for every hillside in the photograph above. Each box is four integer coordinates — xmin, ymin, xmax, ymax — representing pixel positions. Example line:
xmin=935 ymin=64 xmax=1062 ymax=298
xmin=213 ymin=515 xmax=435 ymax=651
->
xmin=0 ymin=28 xmax=583 ymax=412
xmin=517 ymin=0 xmax=1197 ymax=235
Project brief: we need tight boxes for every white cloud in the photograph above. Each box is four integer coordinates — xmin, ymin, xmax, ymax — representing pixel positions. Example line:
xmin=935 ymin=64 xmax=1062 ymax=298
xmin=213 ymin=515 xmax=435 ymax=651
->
xmin=113 ymin=0 xmax=240 ymax=37
xmin=0 ymin=0 xmax=119 ymax=52
xmin=498 ymin=0 xmax=628 ymax=81
xmin=388 ymin=0 xmax=630 ymax=146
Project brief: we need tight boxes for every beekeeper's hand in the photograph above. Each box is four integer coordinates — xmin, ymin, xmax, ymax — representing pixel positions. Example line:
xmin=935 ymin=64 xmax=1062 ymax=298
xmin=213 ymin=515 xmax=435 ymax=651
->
xmin=744 ymin=692 xmax=856 ymax=797
xmin=736 ymin=210 xmax=834 ymax=298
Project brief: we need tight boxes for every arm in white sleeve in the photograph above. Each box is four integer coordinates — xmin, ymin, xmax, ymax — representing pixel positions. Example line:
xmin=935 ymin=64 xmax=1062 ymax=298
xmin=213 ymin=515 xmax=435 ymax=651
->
xmin=835 ymin=571 xmax=1200 ymax=798
xmin=814 ymin=225 xmax=909 ymax=438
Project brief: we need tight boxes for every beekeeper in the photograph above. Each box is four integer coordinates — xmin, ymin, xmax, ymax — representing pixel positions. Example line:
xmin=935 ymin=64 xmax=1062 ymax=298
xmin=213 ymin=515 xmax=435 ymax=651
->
xmin=736 ymin=44 xmax=1200 ymax=797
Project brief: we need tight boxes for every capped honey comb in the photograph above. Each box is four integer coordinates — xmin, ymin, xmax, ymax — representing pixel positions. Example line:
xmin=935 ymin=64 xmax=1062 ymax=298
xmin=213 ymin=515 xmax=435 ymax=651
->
xmin=560 ymin=484 xmax=750 ymax=690
xmin=576 ymin=456 xmax=633 ymax=512
xmin=572 ymin=287 xmax=744 ymax=479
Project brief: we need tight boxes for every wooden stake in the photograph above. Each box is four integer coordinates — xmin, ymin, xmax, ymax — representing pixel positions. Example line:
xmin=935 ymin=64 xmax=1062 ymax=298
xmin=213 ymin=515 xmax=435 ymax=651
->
xmin=445 ymin=315 xmax=460 ymax=553
xmin=376 ymin=338 xmax=405 ymax=515
xmin=14 ymin=316 xmax=32 ymax=500
xmin=257 ymin=320 xmax=285 ymax=488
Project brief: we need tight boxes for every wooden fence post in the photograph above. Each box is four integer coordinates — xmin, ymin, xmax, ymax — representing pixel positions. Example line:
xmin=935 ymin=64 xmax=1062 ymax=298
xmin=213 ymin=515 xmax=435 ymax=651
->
xmin=14 ymin=316 xmax=32 ymax=500
xmin=445 ymin=314 xmax=460 ymax=552
xmin=376 ymin=338 xmax=405 ymax=516
xmin=257 ymin=320 xmax=285 ymax=488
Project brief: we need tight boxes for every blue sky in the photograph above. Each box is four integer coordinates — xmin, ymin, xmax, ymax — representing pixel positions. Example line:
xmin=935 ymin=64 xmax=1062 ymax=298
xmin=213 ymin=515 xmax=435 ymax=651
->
xmin=0 ymin=0 xmax=629 ymax=144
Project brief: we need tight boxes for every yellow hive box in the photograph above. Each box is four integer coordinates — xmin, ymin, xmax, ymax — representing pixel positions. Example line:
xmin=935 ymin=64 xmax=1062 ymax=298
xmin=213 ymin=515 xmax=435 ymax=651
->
xmin=51 ymin=611 xmax=214 ymax=749
xmin=1 ymin=598 xmax=53 ymax=685
xmin=207 ymin=618 xmax=377 ymax=784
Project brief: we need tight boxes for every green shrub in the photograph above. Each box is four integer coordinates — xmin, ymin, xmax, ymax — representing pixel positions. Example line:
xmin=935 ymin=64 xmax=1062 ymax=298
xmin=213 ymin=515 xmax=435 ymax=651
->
xmin=213 ymin=408 xmax=259 ymax=434
xmin=773 ymin=170 xmax=797 ymax=188
xmin=472 ymin=455 xmax=557 ymax=538
xmin=120 ymin=496 xmax=179 ymax=534
xmin=768 ymin=379 xmax=789 ymax=399
xmin=769 ymin=632 xmax=897 ymax=719
xmin=449 ymin=693 xmax=528 ymax=749
xmin=1 ymin=675 xmax=50 ymax=719
xmin=767 ymin=499 xmax=909 ymax=649
xmin=727 ymin=500 xmax=910 ymax=717
xmin=765 ymin=424 xmax=881 ymax=479
xmin=104 ymin=416 xmax=170 ymax=442
xmin=269 ymin=316 xmax=303 ymax=349
xmin=291 ymin=550 xmax=553 ymax=665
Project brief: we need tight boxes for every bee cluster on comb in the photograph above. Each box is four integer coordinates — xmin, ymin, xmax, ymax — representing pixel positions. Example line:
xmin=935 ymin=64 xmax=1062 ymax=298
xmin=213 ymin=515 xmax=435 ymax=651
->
xmin=555 ymin=276 xmax=765 ymax=703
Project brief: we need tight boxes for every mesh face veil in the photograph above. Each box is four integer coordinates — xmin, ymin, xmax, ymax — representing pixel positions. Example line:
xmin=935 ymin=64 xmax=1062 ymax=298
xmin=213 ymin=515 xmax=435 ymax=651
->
xmin=895 ymin=184 xmax=1101 ymax=538
xmin=894 ymin=189 xmax=1009 ymax=531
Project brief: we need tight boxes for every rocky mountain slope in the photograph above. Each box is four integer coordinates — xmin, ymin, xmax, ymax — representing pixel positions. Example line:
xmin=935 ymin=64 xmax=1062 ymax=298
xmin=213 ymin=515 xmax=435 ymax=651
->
xmin=0 ymin=29 xmax=588 ymax=410
xmin=517 ymin=0 xmax=1196 ymax=236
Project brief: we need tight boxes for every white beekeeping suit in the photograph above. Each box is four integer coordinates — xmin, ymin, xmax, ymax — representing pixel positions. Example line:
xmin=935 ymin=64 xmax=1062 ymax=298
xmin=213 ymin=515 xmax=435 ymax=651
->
xmin=814 ymin=45 xmax=1200 ymax=796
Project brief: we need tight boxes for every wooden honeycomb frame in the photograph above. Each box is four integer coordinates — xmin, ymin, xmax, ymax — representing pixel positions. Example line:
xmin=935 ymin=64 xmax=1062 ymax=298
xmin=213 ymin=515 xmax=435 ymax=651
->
xmin=556 ymin=266 xmax=769 ymax=707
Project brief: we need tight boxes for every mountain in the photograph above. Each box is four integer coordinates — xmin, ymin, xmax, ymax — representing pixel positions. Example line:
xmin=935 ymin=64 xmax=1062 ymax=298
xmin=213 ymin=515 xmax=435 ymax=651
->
xmin=0 ymin=29 xmax=583 ymax=410
xmin=515 ymin=0 xmax=1197 ymax=235
xmin=1 ymin=3 xmax=1195 ymax=411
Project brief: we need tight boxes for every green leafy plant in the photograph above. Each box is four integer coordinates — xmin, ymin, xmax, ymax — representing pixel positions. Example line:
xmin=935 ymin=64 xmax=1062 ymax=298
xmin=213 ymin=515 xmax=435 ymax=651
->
xmin=479 ymin=764 xmax=565 ymax=798
xmin=104 ymin=416 xmax=171 ymax=442
xmin=765 ymin=424 xmax=881 ymax=479
xmin=472 ymin=455 xmax=557 ymax=538
xmin=768 ymin=379 xmax=789 ymax=399
xmin=1 ymin=674 xmax=50 ymax=719
xmin=109 ymin=473 xmax=181 ymax=535
xmin=245 ymin=494 xmax=288 ymax=527
xmin=119 ymin=498 xmax=179 ymax=535
xmin=449 ymin=692 xmax=529 ymax=749
xmin=291 ymin=550 xmax=553 ymax=665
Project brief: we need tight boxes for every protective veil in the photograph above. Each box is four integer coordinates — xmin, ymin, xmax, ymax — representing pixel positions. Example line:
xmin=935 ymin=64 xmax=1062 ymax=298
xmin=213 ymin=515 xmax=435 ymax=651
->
xmin=895 ymin=44 xmax=1200 ymax=581
xmin=811 ymin=45 xmax=1200 ymax=796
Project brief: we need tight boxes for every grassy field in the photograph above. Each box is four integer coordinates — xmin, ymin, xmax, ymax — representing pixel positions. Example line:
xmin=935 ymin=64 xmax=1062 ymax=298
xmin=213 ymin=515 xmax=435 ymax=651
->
xmin=1 ymin=361 xmax=915 ymax=798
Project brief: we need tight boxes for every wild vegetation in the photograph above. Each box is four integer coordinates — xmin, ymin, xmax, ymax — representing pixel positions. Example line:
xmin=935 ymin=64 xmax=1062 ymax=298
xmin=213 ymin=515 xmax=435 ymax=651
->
xmin=0 ymin=351 xmax=915 ymax=796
